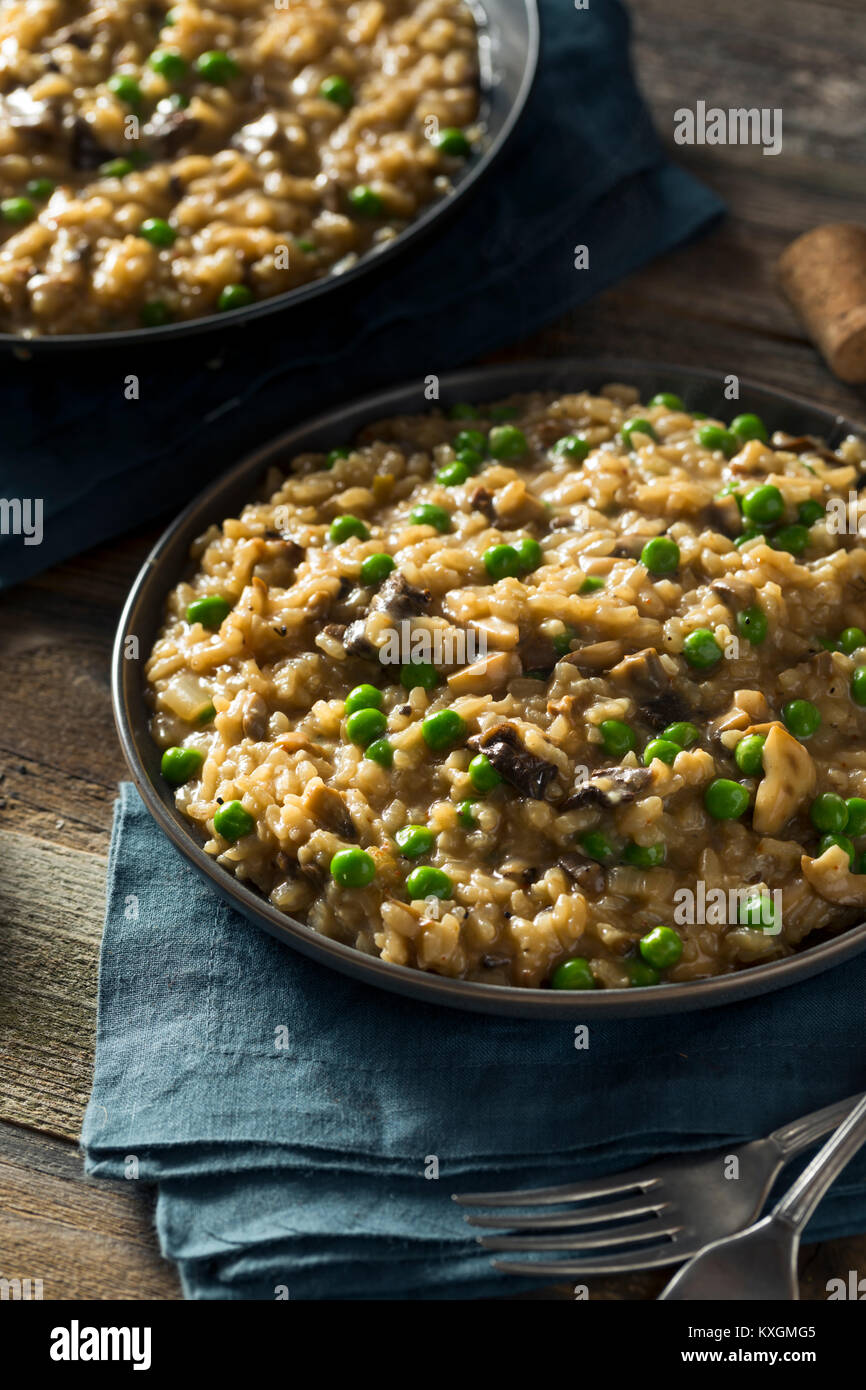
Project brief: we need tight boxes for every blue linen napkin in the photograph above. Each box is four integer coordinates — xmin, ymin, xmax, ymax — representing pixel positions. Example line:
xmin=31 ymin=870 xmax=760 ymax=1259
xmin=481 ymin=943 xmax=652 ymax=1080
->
xmin=81 ymin=786 xmax=866 ymax=1300
xmin=0 ymin=0 xmax=724 ymax=589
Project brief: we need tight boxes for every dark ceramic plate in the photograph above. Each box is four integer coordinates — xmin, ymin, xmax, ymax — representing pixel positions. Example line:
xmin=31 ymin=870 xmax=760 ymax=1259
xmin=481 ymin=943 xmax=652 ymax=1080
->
xmin=113 ymin=359 xmax=866 ymax=1016
xmin=2 ymin=0 xmax=538 ymax=353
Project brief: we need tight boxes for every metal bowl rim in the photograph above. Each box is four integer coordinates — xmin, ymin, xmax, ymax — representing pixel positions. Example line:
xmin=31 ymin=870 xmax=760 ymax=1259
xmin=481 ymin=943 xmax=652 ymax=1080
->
xmin=112 ymin=356 xmax=866 ymax=1018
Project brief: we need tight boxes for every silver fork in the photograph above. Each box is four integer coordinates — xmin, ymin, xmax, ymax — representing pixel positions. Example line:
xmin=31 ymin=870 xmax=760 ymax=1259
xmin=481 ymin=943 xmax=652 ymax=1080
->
xmin=659 ymin=1091 xmax=866 ymax=1299
xmin=453 ymin=1093 xmax=862 ymax=1278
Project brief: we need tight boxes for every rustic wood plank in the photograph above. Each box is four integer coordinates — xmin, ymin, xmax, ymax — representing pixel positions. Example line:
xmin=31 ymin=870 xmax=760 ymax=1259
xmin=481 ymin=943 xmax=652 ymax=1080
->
xmin=0 ymin=1121 xmax=180 ymax=1300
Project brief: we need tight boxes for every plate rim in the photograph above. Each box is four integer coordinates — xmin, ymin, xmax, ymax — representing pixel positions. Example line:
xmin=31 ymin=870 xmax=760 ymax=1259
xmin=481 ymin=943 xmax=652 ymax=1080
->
xmin=112 ymin=356 xmax=866 ymax=1018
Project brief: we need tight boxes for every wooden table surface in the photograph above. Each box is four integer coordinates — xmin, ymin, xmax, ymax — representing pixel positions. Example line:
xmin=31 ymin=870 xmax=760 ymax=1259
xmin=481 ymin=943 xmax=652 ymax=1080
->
xmin=3 ymin=0 xmax=866 ymax=1301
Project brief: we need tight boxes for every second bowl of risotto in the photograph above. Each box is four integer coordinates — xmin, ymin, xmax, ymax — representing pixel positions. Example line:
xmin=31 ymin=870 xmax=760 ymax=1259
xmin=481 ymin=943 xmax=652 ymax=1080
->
xmin=115 ymin=361 xmax=866 ymax=1017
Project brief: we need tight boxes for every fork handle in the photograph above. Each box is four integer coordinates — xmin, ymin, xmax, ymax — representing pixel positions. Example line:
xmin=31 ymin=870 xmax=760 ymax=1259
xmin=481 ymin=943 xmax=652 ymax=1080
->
xmin=773 ymin=1092 xmax=866 ymax=1230
xmin=769 ymin=1092 xmax=865 ymax=1159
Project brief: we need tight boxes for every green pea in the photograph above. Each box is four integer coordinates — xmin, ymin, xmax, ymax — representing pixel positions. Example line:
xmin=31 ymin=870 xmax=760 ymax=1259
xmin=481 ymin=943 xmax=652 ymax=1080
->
xmin=437 ymin=461 xmax=468 ymax=487
xmin=715 ymin=482 xmax=743 ymax=507
xmin=692 ymin=411 xmax=708 ymax=420
xmin=319 ymin=74 xmax=353 ymax=107
xmin=99 ymin=158 xmax=135 ymax=178
xmin=648 ymin=392 xmax=685 ymax=411
xmin=738 ymin=889 xmax=781 ymax=933
xmin=524 ymin=669 xmax=548 ymax=681
xmin=730 ymin=413 xmax=768 ymax=443
xmin=25 ymin=178 xmax=54 ymax=200
xmin=798 ymin=499 xmax=824 ymax=527
xmin=817 ymin=833 xmax=856 ymax=869
xmin=454 ymin=428 xmax=486 ymax=454
xmin=296 ymin=237 xmax=316 ymax=253
xmin=195 ymin=50 xmax=240 ymax=83
xmin=551 ymin=628 xmax=574 ymax=654
xmin=360 ymin=552 xmax=395 ymax=586
xmin=639 ymin=925 xmax=683 ymax=970
xmin=733 ymin=526 xmax=765 ymax=549
xmin=161 ymin=745 xmax=203 ymax=785
xmin=772 ymin=524 xmax=809 ymax=555
xmin=600 ymin=719 xmax=636 ymax=757
xmin=704 ymin=778 xmax=750 ymax=820
xmin=682 ymin=628 xmax=723 ymax=669
xmin=552 ymin=434 xmax=589 ymax=462
xmin=364 ymin=737 xmax=393 ymax=767
xmin=213 ymin=800 xmax=255 ymax=841
xmin=455 ymin=447 xmax=483 ymax=472
xmin=852 ymin=667 xmax=866 ymax=706
xmin=107 ymin=73 xmax=142 ymax=104
xmin=845 ymin=798 xmax=866 ymax=837
xmin=736 ymin=605 xmax=768 ymax=645
xmin=468 ymin=753 xmax=501 ymax=792
xmin=330 ymin=846 xmax=375 ymax=887
xmin=662 ymin=721 xmax=700 ymax=749
xmin=456 ymin=799 xmax=477 ymax=827
xmin=344 ymin=683 xmax=382 ymax=716
xmin=406 ymin=865 xmax=453 ymax=899
xmin=348 ymin=184 xmax=383 ymax=216
xmin=361 ymin=550 xmax=394 ymax=583
xmin=1 ymin=196 xmax=35 ymax=223
xmin=696 ymin=424 xmax=738 ymax=457
xmin=782 ymin=699 xmax=821 ymax=739
xmin=579 ymin=576 xmax=605 ymax=594
xmin=163 ymin=7 xmax=178 ymax=24
xmin=643 ymin=738 xmax=681 ymax=767
xmin=623 ymin=841 xmax=666 ymax=867
xmin=489 ymin=405 xmax=518 ymax=422
xmin=550 ymin=957 xmax=596 ymax=990
xmin=218 ymin=283 xmax=253 ymax=312
xmin=400 ymin=661 xmax=437 ymax=691
xmin=448 ymin=403 xmax=479 ymax=420
xmin=839 ymin=627 xmax=866 ymax=655
xmin=626 ymin=957 xmax=660 ymax=987
xmin=140 ymin=299 xmax=171 ymax=327
xmin=513 ymin=538 xmax=543 ymax=574
xmin=742 ymin=484 xmax=784 ymax=526
xmin=395 ymin=824 xmax=435 ymax=857
xmin=139 ymin=217 xmax=176 ymax=247
xmin=483 ymin=544 xmax=521 ymax=581
xmin=330 ymin=514 xmax=369 ymax=543
xmin=149 ymin=48 xmax=188 ymax=80
xmin=734 ymin=733 xmax=765 ymax=777
xmin=186 ymin=595 xmax=231 ymax=629
xmin=196 ymin=702 xmax=216 ymax=725
xmin=488 ymin=425 xmax=528 ymax=460
xmin=579 ymin=830 xmax=619 ymax=864
xmin=326 ymin=447 xmax=350 ymax=467
xmin=620 ymin=417 xmax=657 ymax=447
xmin=422 ymin=709 xmax=467 ymax=751
xmin=409 ymin=503 xmax=451 ymax=533
xmin=641 ymin=536 xmax=680 ymax=575
xmin=346 ymin=707 xmax=387 ymax=747
xmin=432 ymin=126 xmax=471 ymax=156
xmin=810 ymin=793 xmax=848 ymax=834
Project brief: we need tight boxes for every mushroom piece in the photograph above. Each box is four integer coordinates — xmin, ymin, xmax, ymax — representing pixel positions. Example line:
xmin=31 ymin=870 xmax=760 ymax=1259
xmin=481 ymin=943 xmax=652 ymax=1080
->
xmin=801 ymin=845 xmax=866 ymax=906
xmin=342 ymin=619 xmax=379 ymax=660
xmin=710 ymin=689 xmax=773 ymax=736
xmin=447 ymin=650 xmax=522 ymax=696
xmin=142 ymin=109 xmax=201 ymax=156
xmin=469 ymin=485 xmax=496 ymax=519
xmin=608 ymin=647 xmax=692 ymax=729
xmin=467 ymin=724 xmax=559 ymax=801
xmin=371 ymin=571 xmax=432 ymax=618
xmin=560 ymin=765 xmax=652 ymax=811
xmin=492 ymin=479 xmax=548 ymax=526
xmin=303 ymin=783 xmax=357 ymax=842
xmin=517 ymin=629 xmax=559 ymax=670
xmin=561 ymin=641 xmax=624 ymax=674
xmin=710 ymin=576 xmax=757 ymax=610
xmin=769 ymin=432 xmax=838 ymax=463
xmin=752 ymin=723 xmax=816 ymax=835
xmin=557 ymin=854 xmax=606 ymax=896
xmin=241 ymin=692 xmax=268 ymax=740
xmin=705 ymin=493 xmax=743 ymax=537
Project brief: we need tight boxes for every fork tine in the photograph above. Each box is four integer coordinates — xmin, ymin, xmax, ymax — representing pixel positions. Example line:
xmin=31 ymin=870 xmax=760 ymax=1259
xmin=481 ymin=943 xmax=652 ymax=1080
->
xmin=463 ymin=1193 xmax=669 ymax=1231
xmin=490 ymin=1244 xmax=686 ymax=1278
xmin=453 ymin=1169 xmax=659 ymax=1208
xmin=477 ymin=1218 xmax=681 ymax=1253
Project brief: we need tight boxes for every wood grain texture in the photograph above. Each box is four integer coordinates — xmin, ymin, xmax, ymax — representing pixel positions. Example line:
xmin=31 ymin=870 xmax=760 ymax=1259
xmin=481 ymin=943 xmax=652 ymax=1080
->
xmin=1 ymin=0 xmax=865 ymax=1301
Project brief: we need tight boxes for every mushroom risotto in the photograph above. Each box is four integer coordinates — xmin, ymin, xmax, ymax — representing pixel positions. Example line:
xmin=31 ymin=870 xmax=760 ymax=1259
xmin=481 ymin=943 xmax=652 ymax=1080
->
xmin=0 ymin=0 xmax=479 ymax=335
xmin=145 ymin=386 xmax=866 ymax=989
